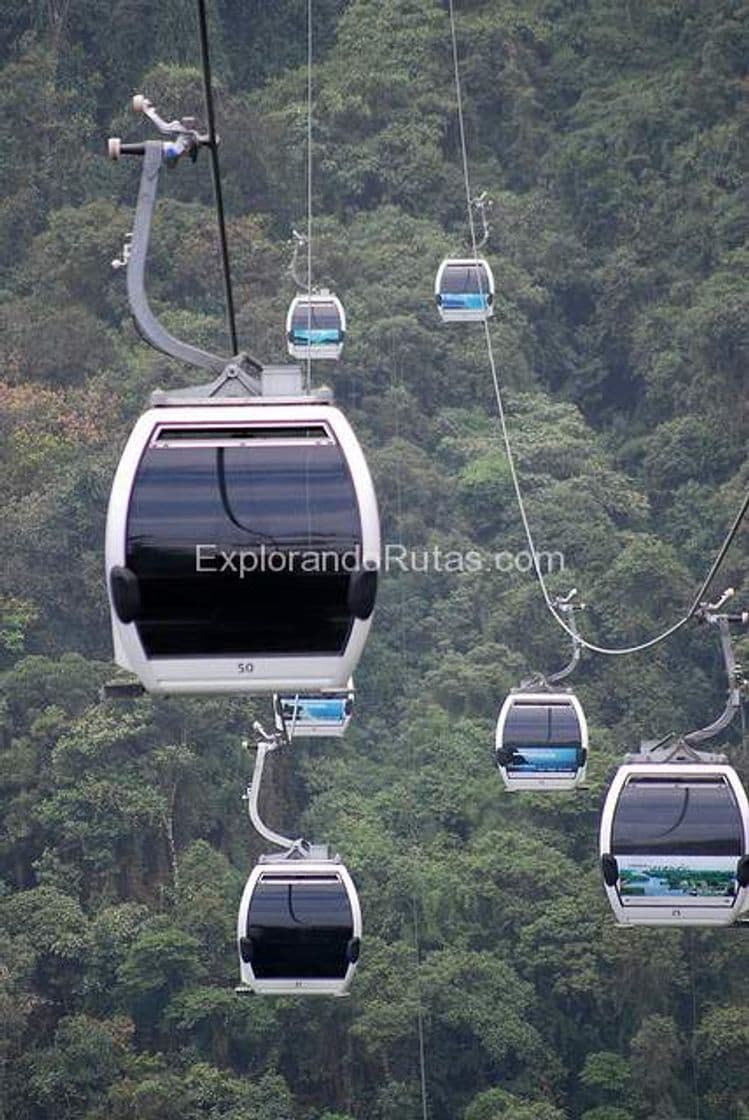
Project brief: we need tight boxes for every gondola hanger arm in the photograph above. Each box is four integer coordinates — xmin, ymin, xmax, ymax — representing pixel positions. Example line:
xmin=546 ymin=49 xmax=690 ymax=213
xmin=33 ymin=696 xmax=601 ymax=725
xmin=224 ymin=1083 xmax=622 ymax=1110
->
xmin=288 ymin=228 xmax=313 ymax=292
xmin=683 ymin=590 xmax=748 ymax=747
xmin=546 ymin=591 xmax=585 ymax=685
xmin=242 ymin=726 xmax=310 ymax=854
xmin=470 ymin=192 xmax=492 ymax=251
xmin=108 ymin=94 xmax=264 ymax=385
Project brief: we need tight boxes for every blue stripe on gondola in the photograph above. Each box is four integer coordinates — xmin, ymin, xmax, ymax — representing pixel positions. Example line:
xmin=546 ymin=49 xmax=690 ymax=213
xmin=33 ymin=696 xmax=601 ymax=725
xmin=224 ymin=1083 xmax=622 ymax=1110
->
xmin=283 ymin=699 xmax=347 ymax=722
xmin=441 ymin=293 xmax=490 ymax=310
xmin=291 ymin=329 xmax=342 ymax=344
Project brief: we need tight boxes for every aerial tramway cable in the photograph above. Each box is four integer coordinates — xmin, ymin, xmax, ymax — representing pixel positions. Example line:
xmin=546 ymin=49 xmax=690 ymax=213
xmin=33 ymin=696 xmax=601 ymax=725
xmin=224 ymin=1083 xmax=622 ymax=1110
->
xmin=196 ymin=0 xmax=238 ymax=356
xmin=391 ymin=331 xmax=430 ymax=1120
xmin=446 ymin=0 xmax=748 ymax=658
xmin=306 ymin=0 xmax=313 ymax=392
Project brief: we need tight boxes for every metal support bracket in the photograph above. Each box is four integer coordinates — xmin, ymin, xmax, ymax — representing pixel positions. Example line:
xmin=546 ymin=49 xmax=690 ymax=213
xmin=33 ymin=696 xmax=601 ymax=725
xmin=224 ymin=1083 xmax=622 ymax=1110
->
xmin=111 ymin=232 xmax=132 ymax=271
xmin=100 ymin=680 xmax=146 ymax=701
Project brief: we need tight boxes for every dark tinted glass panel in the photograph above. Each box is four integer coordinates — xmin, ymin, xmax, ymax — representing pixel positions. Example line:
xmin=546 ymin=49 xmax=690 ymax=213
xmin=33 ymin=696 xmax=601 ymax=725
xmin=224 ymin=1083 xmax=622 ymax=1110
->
xmin=504 ymin=704 xmax=549 ymax=745
xmin=441 ymin=264 xmax=487 ymax=294
xmin=504 ymin=703 xmax=581 ymax=746
xmin=247 ymin=877 xmax=353 ymax=980
xmin=126 ymin=436 xmax=361 ymax=656
xmin=612 ymin=779 xmax=742 ymax=857
xmin=550 ymin=705 xmax=582 ymax=745
xmin=291 ymin=302 xmax=342 ymax=331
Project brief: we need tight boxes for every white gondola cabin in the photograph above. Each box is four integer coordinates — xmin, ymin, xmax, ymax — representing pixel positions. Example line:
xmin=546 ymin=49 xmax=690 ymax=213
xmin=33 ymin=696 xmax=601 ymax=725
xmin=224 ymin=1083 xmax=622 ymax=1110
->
xmin=236 ymin=858 xmax=362 ymax=996
xmin=105 ymin=402 xmax=380 ymax=694
xmin=495 ymin=691 xmax=588 ymax=791
xmin=435 ymin=257 xmax=495 ymax=322
xmin=600 ymin=763 xmax=749 ymax=927
xmin=286 ymin=291 xmax=346 ymax=360
xmin=274 ymin=682 xmax=355 ymax=739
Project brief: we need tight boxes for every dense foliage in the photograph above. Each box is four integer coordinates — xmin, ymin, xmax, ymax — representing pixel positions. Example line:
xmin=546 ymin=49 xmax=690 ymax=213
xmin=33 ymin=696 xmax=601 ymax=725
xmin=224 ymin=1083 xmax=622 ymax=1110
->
xmin=0 ymin=2 xmax=748 ymax=1118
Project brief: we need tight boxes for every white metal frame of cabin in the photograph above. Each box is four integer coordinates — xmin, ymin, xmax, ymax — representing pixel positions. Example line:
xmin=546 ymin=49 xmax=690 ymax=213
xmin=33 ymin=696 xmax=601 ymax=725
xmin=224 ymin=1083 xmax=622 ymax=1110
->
xmin=434 ymin=257 xmax=495 ymax=323
xmin=236 ymin=859 xmax=362 ymax=996
xmin=286 ymin=291 xmax=346 ymax=360
xmin=599 ymin=762 xmax=749 ymax=927
xmin=495 ymin=690 xmax=589 ymax=792
xmin=105 ymin=401 xmax=380 ymax=694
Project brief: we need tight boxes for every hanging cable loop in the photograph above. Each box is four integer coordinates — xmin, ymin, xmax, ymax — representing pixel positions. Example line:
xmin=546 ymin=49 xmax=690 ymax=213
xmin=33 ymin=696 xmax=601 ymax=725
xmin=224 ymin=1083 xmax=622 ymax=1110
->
xmin=446 ymin=0 xmax=749 ymax=658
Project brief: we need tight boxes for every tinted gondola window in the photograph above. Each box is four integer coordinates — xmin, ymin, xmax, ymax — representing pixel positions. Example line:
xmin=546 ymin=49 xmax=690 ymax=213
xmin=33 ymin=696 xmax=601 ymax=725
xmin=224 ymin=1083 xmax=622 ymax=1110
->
xmin=441 ymin=264 xmax=486 ymax=294
xmin=126 ymin=427 xmax=362 ymax=656
xmin=291 ymin=302 xmax=341 ymax=334
xmin=550 ymin=704 xmax=582 ymax=744
xmin=247 ymin=875 xmax=354 ymax=980
xmin=504 ymin=703 xmax=582 ymax=746
xmin=504 ymin=704 xmax=549 ymax=745
xmin=612 ymin=779 xmax=742 ymax=857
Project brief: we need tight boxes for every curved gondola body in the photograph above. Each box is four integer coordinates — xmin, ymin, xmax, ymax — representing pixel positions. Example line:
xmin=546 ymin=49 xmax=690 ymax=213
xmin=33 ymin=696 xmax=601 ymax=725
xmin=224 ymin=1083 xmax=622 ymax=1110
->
xmin=105 ymin=403 xmax=380 ymax=694
xmin=599 ymin=763 xmax=749 ymax=927
xmin=274 ymin=682 xmax=354 ymax=739
xmin=236 ymin=859 xmax=362 ymax=995
xmin=286 ymin=292 xmax=346 ymax=360
xmin=435 ymin=257 xmax=495 ymax=322
xmin=495 ymin=691 xmax=588 ymax=791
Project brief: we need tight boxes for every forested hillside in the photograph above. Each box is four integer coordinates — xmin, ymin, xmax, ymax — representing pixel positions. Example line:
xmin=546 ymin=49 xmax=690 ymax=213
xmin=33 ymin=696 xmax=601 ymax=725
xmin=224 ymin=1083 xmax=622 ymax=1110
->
xmin=1 ymin=2 xmax=748 ymax=1118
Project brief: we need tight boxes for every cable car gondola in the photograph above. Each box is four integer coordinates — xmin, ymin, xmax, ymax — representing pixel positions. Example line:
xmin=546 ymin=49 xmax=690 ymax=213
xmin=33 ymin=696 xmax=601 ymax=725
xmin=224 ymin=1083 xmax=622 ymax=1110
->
xmin=286 ymin=291 xmax=346 ymax=360
xmin=236 ymin=857 xmax=362 ymax=995
xmin=274 ymin=682 xmax=354 ymax=739
xmin=600 ymin=763 xmax=749 ymax=926
xmin=105 ymin=402 xmax=380 ymax=694
xmin=435 ymin=257 xmax=495 ymax=322
xmin=495 ymin=690 xmax=588 ymax=791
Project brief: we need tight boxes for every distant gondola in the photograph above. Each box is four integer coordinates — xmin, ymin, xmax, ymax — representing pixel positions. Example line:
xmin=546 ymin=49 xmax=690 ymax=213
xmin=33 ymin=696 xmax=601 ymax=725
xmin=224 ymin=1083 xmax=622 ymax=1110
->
xmin=495 ymin=691 xmax=588 ymax=791
xmin=435 ymin=257 xmax=495 ymax=322
xmin=286 ymin=291 xmax=346 ymax=360
xmin=237 ymin=858 xmax=361 ymax=995
xmin=600 ymin=763 xmax=749 ymax=926
xmin=105 ymin=402 xmax=379 ymax=693
xmin=274 ymin=683 xmax=355 ymax=739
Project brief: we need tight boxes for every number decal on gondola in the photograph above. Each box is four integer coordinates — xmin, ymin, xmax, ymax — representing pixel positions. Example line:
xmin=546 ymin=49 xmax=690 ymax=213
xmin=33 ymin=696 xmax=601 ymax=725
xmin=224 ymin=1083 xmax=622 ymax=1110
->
xmin=237 ymin=662 xmax=254 ymax=674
